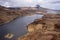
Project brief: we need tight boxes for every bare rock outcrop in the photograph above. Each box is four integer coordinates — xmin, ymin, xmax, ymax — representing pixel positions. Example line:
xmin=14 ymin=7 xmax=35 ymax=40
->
xmin=18 ymin=14 xmax=60 ymax=40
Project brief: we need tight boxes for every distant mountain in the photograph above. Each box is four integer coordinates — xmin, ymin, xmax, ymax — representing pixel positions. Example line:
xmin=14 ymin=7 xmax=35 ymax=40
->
xmin=0 ymin=5 xmax=7 ymax=11
xmin=0 ymin=5 xmax=6 ymax=8
xmin=38 ymin=6 xmax=60 ymax=14
xmin=7 ymin=7 xmax=21 ymax=10
xmin=0 ymin=5 xmax=60 ymax=14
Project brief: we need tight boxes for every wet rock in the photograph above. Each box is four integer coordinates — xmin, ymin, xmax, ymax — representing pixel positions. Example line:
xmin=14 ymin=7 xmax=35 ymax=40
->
xmin=4 ymin=33 xmax=14 ymax=39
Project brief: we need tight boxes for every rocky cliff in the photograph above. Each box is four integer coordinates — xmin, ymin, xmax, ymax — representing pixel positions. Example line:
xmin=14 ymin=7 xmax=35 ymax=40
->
xmin=18 ymin=14 xmax=60 ymax=40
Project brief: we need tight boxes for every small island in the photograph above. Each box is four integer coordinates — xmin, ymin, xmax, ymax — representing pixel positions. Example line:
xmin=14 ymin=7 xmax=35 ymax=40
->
xmin=4 ymin=33 xmax=14 ymax=39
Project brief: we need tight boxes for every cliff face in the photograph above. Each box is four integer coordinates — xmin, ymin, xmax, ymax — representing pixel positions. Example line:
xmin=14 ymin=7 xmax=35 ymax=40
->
xmin=27 ymin=14 xmax=60 ymax=32
xmin=42 ymin=14 xmax=60 ymax=31
xmin=27 ymin=23 xmax=43 ymax=33
xmin=18 ymin=14 xmax=60 ymax=40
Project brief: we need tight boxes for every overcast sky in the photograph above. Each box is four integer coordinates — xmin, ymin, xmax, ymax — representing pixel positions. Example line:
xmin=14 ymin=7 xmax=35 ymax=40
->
xmin=0 ymin=0 xmax=60 ymax=10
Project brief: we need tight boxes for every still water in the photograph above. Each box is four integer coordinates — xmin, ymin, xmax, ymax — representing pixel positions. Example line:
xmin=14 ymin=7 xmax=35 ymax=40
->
xmin=0 ymin=14 xmax=43 ymax=40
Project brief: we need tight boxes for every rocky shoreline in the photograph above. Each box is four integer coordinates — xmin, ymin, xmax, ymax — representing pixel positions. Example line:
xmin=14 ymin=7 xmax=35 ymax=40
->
xmin=18 ymin=14 xmax=60 ymax=40
xmin=0 ymin=7 xmax=37 ymax=25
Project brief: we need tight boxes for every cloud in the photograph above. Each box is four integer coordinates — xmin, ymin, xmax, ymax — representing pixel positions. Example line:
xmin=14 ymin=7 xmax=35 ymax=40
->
xmin=39 ymin=0 xmax=60 ymax=10
xmin=0 ymin=0 xmax=35 ymax=7
xmin=0 ymin=0 xmax=60 ymax=10
xmin=51 ymin=1 xmax=60 ymax=4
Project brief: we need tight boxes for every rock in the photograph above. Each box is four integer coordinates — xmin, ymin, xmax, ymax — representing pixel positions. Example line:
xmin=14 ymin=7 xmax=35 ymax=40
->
xmin=4 ymin=33 xmax=14 ymax=39
xmin=18 ymin=30 xmax=54 ymax=40
xmin=27 ymin=22 xmax=43 ymax=33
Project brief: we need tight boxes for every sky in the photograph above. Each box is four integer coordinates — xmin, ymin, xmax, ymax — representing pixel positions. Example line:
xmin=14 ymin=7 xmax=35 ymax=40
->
xmin=0 ymin=0 xmax=60 ymax=10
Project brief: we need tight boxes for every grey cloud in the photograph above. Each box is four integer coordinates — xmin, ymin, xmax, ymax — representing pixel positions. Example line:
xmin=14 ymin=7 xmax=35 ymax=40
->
xmin=0 ymin=0 xmax=60 ymax=10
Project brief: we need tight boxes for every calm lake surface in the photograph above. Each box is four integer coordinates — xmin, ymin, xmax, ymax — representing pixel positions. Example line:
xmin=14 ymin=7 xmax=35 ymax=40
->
xmin=0 ymin=14 xmax=43 ymax=40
